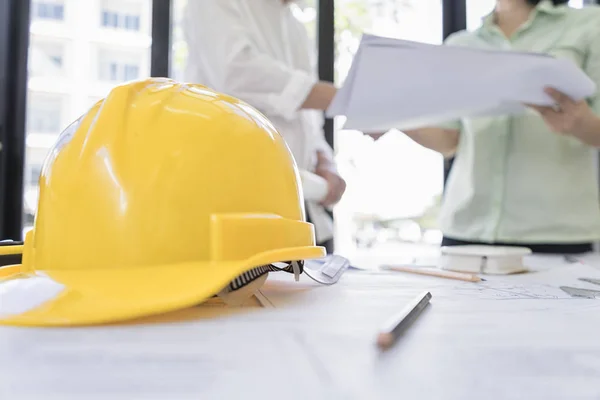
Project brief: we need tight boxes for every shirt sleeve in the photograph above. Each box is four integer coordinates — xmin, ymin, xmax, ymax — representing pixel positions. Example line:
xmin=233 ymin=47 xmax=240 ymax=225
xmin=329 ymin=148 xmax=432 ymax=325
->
xmin=183 ymin=1 xmax=317 ymax=121
xmin=315 ymin=130 xmax=334 ymax=159
xmin=307 ymin=110 xmax=334 ymax=158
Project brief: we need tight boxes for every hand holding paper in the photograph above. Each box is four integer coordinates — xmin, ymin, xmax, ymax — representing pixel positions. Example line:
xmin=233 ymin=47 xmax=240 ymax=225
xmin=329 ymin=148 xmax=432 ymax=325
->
xmin=527 ymin=87 xmax=600 ymax=145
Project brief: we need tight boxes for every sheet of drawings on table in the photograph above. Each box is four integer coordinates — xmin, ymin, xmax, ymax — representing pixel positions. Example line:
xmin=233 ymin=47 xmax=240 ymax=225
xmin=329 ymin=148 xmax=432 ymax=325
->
xmin=478 ymin=254 xmax=600 ymax=300
xmin=257 ymin=253 xmax=600 ymax=308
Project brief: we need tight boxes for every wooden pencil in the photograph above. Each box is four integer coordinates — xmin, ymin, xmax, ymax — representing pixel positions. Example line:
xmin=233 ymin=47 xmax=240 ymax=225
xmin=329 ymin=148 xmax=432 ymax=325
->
xmin=382 ymin=265 xmax=484 ymax=283
xmin=376 ymin=291 xmax=432 ymax=350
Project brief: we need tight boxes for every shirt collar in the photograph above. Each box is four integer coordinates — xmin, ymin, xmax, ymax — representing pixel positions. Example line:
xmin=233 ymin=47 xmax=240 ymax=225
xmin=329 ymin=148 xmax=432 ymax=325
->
xmin=480 ymin=0 xmax=568 ymax=30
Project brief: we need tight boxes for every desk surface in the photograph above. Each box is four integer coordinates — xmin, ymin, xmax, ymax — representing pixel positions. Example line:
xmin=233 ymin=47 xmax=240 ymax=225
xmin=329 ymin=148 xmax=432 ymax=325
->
xmin=1 ymin=254 xmax=600 ymax=400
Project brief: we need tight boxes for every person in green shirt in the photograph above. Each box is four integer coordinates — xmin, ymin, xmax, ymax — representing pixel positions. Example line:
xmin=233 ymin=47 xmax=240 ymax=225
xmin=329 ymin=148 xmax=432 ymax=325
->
xmin=373 ymin=0 xmax=600 ymax=254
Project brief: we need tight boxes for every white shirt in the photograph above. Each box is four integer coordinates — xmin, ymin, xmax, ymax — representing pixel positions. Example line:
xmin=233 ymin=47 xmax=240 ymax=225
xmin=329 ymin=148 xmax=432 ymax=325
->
xmin=183 ymin=0 xmax=334 ymax=243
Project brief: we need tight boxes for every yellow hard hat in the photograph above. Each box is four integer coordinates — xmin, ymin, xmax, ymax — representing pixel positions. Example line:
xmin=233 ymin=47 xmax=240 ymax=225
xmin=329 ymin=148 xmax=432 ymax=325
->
xmin=0 ymin=78 xmax=325 ymax=327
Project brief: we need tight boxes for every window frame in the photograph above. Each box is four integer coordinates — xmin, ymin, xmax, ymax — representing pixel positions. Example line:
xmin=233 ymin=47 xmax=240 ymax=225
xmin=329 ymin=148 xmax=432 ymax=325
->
xmin=2 ymin=0 xmax=599 ymax=241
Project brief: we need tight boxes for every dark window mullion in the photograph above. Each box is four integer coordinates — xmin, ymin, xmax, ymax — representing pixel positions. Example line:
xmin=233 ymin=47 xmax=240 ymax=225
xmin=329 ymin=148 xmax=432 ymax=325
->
xmin=442 ymin=0 xmax=466 ymax=190
xmin=0 ymin=0 xmax=30 ymax=240
xmin=150 ymin=0 xmax=172 ymax=78
xmin=317 ymin=0 xmax=335 ymax=149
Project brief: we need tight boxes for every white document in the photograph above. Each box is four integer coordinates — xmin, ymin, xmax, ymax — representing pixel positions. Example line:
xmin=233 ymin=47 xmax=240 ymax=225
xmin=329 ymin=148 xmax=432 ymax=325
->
xmin=327 ymin=34 xmax=597 ymax=132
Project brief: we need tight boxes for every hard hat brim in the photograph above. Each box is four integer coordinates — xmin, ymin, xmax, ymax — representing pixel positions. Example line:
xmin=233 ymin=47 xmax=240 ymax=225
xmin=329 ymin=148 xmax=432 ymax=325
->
xmin=0 ymin=246 xmax=325 ymax=327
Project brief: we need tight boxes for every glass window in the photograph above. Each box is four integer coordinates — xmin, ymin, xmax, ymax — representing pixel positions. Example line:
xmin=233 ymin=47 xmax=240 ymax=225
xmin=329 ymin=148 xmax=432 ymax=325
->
xmin=53 ymin=3 xmax=64 ymax=19
xmin=33 ymin=2 xmax=65 ymax=21
xmin=466 ymin=0 xmax=495 ymax=31
xmin=102 ymin=11 xmax=111 ymax=27
xmin=111 ymin=12 xmax=119 ymax=27
xmin=124 ymin=64 xmax=139 ymax=81
xmin=26 ymin=94 xmax=63 ymax=133
xmin=49 ymin=55 xmax=62 ymax=67
xmin=101 ymin=0 xmax=143 ymax=31
xmin=333 ymin=0 xmax=445 ymax=259
xmin=109 ymin=62 xmax=119 ymax=80
xmin=98 ymin=48 xmax=144 ymax=82
xmin=569 ymin=0 xmax=584 ymax=8
xmin=23 ymin=160 xmax=44 ymax=228
xmin=169 ymin=0 xmax=445 ymax=259
xmin=28 ymin=40 xmax=65 ymax=77
xmin=88 ymin=97 xmax=103 ymax=107
xmin=125 ymin=15 xmax=141 ymax=31
xmin=102 ymin=11 xmax=126 ymax=28
xmin=170 ymin=0 xmax=189 ymax=82
xmin=29 ymin=165 xmax=43 ymax=186
xmin=24 ymin=0 xmax=152 ymax=236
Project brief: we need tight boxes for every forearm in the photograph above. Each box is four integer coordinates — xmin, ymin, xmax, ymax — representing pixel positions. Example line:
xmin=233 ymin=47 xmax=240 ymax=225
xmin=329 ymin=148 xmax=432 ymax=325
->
xmin=300 ymin=81 xmax=337 ymax=111
xmin=402 ymin=128 xmax=460 ymax=157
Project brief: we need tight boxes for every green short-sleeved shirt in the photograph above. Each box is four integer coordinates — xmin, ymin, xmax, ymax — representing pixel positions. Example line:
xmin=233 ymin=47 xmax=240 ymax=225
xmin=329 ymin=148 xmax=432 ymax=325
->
xmin=438 ymin=1 xmax=600 ymax=244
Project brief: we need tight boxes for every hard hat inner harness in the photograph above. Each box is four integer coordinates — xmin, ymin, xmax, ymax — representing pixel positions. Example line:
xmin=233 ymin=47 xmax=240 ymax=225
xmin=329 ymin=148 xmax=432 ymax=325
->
xmin=225 ymin=255 xmax=351 ymax=295
xmin=226 ymin=260 xmax=304 ymax=292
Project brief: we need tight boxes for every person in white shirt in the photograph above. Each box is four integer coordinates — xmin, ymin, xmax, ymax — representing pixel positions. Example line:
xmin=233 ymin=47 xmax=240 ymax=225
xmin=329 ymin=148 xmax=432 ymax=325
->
xmin=183 ymin=0 xmax=345 ymax=252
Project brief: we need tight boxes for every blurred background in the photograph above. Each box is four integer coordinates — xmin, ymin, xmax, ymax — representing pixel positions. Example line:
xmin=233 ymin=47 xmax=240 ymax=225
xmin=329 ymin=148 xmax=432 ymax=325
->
xmin=0 ymin=0 xmax=593 ymax=263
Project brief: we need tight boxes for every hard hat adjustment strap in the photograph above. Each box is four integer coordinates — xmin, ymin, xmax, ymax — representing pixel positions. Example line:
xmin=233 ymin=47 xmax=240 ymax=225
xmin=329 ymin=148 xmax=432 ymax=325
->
xmin=226 ymin=260 xmax=305 ymax=292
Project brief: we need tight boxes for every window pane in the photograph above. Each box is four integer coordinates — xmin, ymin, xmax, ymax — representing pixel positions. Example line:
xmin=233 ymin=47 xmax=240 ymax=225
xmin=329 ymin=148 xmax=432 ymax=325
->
xmin=333 ymin=0 xmax=444 ymax=259
xmin=54 ymin=4 xmax=64 ymax=20
xmin=98 ymin=48 xmax=143 ymax=82
xmin=100 ymin=0 xmax=143 ymax=31
xmin=38 ymin=4 xmax=47 ymax=18
xmin=109 ymin=62 xmax=119 ymax=80
xmin=466 ymin=0 xmax=495 ymax=31
xmin=28 ymin=40 xmax=65 ymax=77
xmin=169 ymin=0 xmax=445 ymax=259
xmin=124 ymin=64 xmax=139 ymax=81
xmin=170 ymin=0 xmax=188 ymax=82
xmin=32 ymin=1 xmax=65 ymax=21
xmin=102 ymin=11 xmax=110 ymax=27
xmin=24 ymin=0 xmax=152 ymax=236
xmin=27 ymin=93 xmax=63 ymax=133
xmin=125 ymin=15 xmax=141 ymax=31
xmin=569 ymin=0 xmax=584 ymax=8
xmin=29 ymin=165 xmax=43 ymax=186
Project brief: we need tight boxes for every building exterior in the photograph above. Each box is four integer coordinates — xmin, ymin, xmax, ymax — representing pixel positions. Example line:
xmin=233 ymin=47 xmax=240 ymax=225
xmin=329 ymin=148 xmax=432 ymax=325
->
xmin=24 ymin=0 xmax=151 ymax=228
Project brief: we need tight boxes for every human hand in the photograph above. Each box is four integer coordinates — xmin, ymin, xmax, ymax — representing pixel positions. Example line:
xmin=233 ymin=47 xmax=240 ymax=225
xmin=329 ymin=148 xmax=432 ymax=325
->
xmin=527 ymin=87 xmax=599 ymax=136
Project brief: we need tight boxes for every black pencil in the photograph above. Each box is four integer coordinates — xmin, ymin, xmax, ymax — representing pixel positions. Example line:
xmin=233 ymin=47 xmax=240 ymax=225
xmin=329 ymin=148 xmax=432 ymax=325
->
xmin=376 ymin=291 xmax=432 ymax=350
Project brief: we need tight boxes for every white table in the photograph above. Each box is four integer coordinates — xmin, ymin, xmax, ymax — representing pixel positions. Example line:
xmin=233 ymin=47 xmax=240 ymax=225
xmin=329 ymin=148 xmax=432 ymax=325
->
xmin=1 ymin=255 xmax=600 ymax=400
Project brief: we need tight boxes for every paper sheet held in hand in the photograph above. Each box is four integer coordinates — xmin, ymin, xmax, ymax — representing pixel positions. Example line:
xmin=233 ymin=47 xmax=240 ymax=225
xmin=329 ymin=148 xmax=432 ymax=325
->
xmin=327 ymin=34 xmax=597 ymax=132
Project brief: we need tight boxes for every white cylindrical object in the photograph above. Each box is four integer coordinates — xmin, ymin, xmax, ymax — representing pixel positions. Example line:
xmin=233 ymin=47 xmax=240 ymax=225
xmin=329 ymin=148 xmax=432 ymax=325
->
xmin=299 ymin=170 xmax=328 ymax=202
xmin=439 ymin=245 xmax=532 ymax=275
